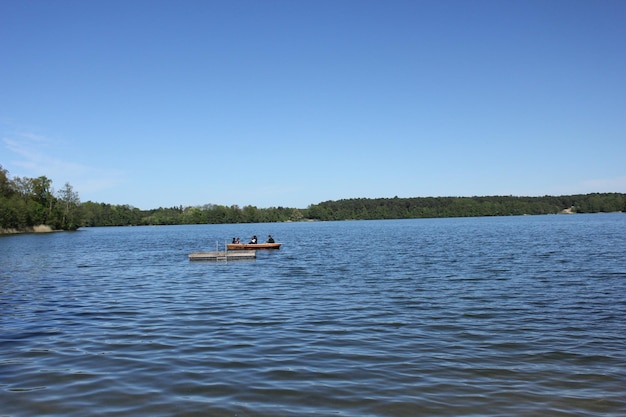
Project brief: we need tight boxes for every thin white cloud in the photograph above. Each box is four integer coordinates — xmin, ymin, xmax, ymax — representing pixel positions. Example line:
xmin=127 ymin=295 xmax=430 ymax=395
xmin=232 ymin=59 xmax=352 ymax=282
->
xmin=3 ymin=135 xmax=85 ymax=176
xmin=2 ymin=132 xmax=124 ymax=196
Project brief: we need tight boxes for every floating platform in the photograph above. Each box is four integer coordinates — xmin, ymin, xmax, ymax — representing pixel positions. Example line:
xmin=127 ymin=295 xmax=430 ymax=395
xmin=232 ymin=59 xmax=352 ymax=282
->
xmin=188 ymin=250 xmax=256 ymax=261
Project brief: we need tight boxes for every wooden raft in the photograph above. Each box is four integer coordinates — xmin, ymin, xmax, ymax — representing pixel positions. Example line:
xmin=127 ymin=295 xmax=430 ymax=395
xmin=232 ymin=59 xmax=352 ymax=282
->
xmin=188 ymin=250 xmax=256 ymax=261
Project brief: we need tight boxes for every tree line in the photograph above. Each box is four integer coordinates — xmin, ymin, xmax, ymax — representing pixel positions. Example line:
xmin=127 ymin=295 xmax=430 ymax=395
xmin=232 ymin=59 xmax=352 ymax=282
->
xmin=79 ymin=202 xmax=305 ymax=226
xmin=306 ymin=194 xmax=626 ymax=221
xmin=2 ymin=164 xmax=624 ymax=231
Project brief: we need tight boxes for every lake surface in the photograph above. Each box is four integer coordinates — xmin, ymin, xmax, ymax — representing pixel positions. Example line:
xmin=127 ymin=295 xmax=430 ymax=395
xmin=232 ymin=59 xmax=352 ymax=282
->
xmin=1 ymin=214 xmax=625 ymax=416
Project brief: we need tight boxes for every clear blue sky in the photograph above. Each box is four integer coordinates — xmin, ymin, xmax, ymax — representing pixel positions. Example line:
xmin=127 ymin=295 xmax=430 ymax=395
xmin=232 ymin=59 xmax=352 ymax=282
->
xmin=1 ymin=0 xmax=625 ymax=209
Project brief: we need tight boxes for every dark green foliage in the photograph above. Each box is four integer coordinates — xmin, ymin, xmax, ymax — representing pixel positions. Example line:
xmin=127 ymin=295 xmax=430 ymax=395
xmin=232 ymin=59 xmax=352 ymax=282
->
xmin=305 ymin=194 xmax=626 ymax=221
xmin=78 ymin=203 xmax=306 ymax=226
xmin=0 ymin=165 xmax=81 ymax=231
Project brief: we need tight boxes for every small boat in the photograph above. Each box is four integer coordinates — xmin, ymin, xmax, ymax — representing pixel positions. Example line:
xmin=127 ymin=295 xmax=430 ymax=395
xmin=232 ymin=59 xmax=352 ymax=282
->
xmin=227 ymin=242 xmax=281 ymax=250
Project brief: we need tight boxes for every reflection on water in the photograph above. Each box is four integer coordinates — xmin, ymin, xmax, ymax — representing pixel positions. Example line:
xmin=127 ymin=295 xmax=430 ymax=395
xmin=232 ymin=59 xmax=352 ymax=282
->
xmin=1 ymin=214 xmax=625 ymax=416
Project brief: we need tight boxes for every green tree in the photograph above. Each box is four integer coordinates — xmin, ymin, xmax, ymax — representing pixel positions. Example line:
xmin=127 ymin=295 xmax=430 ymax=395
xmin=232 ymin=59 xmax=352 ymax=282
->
xmin=57 ymin=182 xmax=81 ymax=230
xmin=0 ymin=164 xmax=15 ymax=198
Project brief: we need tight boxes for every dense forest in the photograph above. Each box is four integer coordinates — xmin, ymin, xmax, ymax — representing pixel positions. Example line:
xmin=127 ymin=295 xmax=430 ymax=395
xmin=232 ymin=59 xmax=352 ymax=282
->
xmin=306 ymin=194 xmax=626 ymax=221
xmin=1 ymin=164 xmax=625 ymax=232
xmin=78 ymin=202 xmax=305 ymax=227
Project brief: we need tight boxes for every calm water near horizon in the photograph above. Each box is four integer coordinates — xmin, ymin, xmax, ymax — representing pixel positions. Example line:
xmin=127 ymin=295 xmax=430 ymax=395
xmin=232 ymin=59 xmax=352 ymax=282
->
xmin=1 ymin=214 xmax=625 ymax=416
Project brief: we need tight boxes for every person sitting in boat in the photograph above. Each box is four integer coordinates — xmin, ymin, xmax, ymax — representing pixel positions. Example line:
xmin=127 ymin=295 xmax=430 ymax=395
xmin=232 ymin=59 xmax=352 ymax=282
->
xmin=267 ymin=235 xmax=275 ymax=243
xmin=249 ymin=235 xmax=257 ymax=244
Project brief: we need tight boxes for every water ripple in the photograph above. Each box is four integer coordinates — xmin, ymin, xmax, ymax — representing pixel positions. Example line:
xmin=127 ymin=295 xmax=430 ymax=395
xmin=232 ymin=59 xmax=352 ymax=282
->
xmin=1 ymin=215 xmax=626 ymax=416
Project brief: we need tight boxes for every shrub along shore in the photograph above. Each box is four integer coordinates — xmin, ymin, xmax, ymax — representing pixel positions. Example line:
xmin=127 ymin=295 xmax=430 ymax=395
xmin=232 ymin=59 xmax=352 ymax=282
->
xmin=1 ymin=225 xmax=55 ymax=235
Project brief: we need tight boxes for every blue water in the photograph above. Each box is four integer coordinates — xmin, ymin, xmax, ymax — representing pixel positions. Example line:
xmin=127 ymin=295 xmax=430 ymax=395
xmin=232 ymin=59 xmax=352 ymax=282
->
xmin=1 ymin=214 xmax=625 ymax=416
